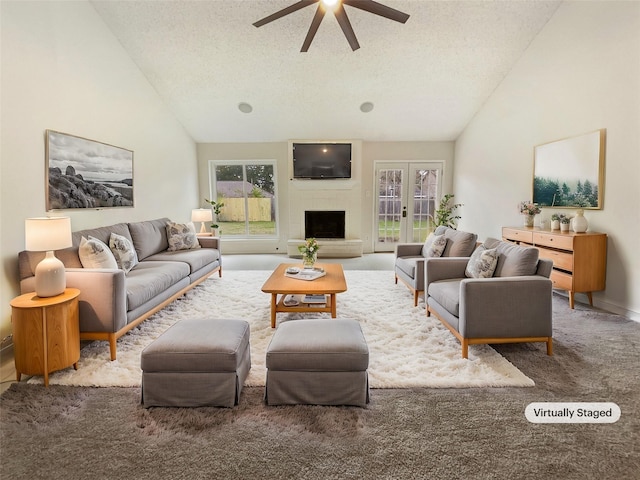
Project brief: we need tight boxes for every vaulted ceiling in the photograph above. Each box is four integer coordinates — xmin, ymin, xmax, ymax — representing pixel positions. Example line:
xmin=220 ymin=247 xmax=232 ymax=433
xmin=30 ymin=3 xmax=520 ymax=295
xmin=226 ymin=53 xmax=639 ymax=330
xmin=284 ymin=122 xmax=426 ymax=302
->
xmin=91 ymin=0 xmax=562 ymax=143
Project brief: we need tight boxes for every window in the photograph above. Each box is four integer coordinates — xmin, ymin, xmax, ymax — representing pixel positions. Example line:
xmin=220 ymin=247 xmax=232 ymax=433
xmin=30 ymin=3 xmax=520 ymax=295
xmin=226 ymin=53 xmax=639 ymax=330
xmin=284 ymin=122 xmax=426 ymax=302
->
xmin=208 ymin=160 xmax=278 ymax=237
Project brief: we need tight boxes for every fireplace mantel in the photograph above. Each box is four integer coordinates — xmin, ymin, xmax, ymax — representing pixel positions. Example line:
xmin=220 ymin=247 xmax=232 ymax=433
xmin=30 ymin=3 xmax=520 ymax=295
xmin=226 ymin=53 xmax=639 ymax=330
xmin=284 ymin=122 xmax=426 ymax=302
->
xmin=287 ymin=239 xmax=363 ymax=258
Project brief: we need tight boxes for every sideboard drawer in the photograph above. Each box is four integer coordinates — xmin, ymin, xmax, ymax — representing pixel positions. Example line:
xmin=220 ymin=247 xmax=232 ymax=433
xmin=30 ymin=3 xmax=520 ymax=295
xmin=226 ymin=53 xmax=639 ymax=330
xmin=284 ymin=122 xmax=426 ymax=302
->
xmin=502 ymin=228 xmax=533 ymax=244
xmin=533 ymin=232 xmax=574 ymax=251
xmin=537 ymin=247 xmax=573 ymax=272
xmin=550 ymin=270 xmax=573 ymax=291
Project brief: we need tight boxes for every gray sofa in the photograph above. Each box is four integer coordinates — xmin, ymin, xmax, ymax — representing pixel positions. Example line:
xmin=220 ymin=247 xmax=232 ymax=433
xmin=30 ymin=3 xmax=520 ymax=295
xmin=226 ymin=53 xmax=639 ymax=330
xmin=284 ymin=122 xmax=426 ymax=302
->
xmin=425 ymin=237 xmax=553 ymax=358
xmin=18 ymin=218 xmax=221 ymax=361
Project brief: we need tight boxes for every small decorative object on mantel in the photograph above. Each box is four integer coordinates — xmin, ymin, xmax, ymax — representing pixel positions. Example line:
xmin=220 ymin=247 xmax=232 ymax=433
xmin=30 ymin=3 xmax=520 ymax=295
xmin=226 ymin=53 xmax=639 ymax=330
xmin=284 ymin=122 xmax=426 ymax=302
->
xmin=572 ymin=209 xmax=589 ymax=233
xmin=560 ymin=215 xmax=571 ymax=232
xmin=551 ymin=214 xmax=561 ymax=230
xmin=298 ymin=237 xmax=319 ymax=269
xmin=519 ymin=201 xmax=541 ymax=228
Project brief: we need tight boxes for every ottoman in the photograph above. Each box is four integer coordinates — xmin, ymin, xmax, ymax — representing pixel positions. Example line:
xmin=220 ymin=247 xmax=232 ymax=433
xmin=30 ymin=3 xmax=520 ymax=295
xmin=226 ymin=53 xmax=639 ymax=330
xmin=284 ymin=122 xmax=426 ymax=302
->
xmin=141 ymin=318 xmax=251 ymax=407
xmin=265 ymin=319 xmax=369 ymax=407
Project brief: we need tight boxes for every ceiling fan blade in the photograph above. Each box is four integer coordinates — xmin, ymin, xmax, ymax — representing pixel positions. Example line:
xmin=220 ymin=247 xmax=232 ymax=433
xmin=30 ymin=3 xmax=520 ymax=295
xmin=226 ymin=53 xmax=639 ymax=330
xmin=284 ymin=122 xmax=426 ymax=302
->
xmin=342 ymin=0 xmax=410 ymax=24
xmin=301 ymin=4 xmax=326 ymax=52
xmin=334 ymin=4 xmax=360 ymax=51
xmin=253 ymin=0 xmax=317 ymax=28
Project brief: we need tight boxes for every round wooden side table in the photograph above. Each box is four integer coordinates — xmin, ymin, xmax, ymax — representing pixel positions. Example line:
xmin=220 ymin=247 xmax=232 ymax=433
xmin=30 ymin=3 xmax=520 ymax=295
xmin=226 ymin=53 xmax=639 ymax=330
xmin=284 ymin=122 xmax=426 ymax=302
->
xmin=10 ymin=288 xmax=81 ymax=387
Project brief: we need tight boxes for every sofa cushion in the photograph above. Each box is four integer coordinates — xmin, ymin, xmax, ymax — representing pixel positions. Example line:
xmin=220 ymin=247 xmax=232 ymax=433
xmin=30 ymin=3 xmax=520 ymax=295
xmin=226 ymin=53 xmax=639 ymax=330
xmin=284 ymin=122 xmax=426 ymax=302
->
xmin=465 ymin=246 xmax=498 ymax=279
xmin=428 ymin=279 xmax=462 ymax=317
xmin=109 ymin=232 xmax=139 ymax=274
xmin=484 ymin=238 xmax=540 ymax=277
xmin=128 ymin=218 xmax=170 ymax=260
xmin=125 ymin=261 xmax=190 ymax=311
xmin=440 ymin=227 xmax=478 ymax=257
xmin=421 ymin=233 xmax=447 ymax=258
xmin=145 ymin=248 xmax=220 ymax=274
xmin=166 ymin=221 xmax=201 ymax=252
xmin=78 ymin=236 xmax=118 ymax=269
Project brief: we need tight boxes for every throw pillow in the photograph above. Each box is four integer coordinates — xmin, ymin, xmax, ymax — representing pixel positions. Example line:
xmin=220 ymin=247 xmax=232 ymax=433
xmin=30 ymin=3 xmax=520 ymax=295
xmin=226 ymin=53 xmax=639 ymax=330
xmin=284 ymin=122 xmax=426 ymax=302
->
xmin=422 ymin=233 xmax=447 ymax=258
xmin=166 ymin=221 xmax=201 ymax=251
xmin=465 ymin=246 xmax=499 ymax=278
xmin=78 ymin=236 xmax=118 ymax=269
xmin=109 ymin=232 xmax=138 ymax=274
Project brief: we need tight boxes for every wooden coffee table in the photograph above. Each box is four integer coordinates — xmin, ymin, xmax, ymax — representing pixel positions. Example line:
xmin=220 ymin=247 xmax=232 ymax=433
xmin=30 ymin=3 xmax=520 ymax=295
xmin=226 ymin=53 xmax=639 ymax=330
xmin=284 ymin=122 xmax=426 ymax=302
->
xmin=261 ymin=263 xmax=348 ymax=328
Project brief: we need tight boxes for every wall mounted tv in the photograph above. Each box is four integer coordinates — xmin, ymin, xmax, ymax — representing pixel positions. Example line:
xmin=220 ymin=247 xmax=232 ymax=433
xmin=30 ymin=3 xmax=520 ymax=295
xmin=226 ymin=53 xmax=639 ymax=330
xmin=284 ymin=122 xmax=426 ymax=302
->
xmin=293 ymin=143 xmax=352 ymax=179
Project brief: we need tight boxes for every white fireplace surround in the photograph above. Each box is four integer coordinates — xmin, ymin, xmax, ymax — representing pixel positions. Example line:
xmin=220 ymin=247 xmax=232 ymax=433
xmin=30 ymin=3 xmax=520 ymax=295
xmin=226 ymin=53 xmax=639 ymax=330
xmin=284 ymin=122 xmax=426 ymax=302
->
xmin=287 ymin=139 xmax=363 ymax=258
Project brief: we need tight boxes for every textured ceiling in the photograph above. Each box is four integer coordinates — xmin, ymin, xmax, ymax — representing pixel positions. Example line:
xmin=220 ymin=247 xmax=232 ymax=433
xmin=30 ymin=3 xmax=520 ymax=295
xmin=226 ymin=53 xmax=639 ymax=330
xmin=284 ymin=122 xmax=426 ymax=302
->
xmin=91 ymin=0 xmax=562 ymax=143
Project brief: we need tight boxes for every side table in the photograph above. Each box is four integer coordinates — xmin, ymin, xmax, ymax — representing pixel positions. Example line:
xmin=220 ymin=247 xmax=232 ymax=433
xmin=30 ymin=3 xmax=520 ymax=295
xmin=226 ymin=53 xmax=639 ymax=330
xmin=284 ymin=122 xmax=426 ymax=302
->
xmin=10 ymin=288 xmax=81 ymax=386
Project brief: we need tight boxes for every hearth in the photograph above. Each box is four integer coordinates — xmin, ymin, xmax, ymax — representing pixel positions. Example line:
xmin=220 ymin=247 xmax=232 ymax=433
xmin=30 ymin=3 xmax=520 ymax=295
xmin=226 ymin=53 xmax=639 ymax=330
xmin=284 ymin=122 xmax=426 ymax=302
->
xmin=305 ymin=211 xmax=345 ymax=239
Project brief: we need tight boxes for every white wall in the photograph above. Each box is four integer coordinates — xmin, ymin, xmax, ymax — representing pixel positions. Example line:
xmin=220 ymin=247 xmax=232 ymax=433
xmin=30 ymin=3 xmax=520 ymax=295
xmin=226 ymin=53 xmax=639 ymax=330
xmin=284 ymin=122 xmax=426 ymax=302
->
xmin=0 ymin=1 xmax=198 ymax=341
xmin=455 ymin=1 xmax=640 ymax=319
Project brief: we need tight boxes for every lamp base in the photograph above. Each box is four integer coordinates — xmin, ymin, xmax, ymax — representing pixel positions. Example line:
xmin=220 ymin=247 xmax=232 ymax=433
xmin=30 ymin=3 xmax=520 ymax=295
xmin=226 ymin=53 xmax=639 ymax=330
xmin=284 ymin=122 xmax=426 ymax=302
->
xmin=34 ymin=251 xmax=66 ymax=297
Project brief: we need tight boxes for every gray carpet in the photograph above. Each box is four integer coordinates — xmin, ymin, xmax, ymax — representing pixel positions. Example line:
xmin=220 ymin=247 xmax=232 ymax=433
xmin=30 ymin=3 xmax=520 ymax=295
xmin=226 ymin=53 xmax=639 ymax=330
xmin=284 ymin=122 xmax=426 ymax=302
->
xmin=1 ymin=294 xmax=639 ymax=480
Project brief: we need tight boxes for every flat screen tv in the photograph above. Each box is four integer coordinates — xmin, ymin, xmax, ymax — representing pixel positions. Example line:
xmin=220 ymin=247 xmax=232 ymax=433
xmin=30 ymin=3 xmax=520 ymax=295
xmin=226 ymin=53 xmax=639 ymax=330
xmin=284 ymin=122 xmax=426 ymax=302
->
xmin=293 ymin=143 xmax=352 ymax=179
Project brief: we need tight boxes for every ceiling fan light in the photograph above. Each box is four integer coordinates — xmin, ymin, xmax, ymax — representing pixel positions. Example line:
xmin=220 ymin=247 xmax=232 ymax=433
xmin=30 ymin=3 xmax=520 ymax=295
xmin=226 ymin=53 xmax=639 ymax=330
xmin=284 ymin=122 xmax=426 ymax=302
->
xmin=322 ymin=0 xmax=339 ymax=8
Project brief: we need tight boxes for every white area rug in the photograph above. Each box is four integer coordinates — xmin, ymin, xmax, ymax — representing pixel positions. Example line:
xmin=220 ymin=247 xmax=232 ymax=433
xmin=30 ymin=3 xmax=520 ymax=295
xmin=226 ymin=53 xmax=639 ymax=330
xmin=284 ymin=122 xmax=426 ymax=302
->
xmin=30 ymin=270 xmax=534 ymax=388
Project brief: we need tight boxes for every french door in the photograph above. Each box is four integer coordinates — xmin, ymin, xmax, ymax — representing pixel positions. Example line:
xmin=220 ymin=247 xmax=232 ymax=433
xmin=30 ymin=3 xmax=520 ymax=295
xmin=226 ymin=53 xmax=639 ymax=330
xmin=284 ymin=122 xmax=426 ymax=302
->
xmin=374 ymin=161 xmax=443 ymax=252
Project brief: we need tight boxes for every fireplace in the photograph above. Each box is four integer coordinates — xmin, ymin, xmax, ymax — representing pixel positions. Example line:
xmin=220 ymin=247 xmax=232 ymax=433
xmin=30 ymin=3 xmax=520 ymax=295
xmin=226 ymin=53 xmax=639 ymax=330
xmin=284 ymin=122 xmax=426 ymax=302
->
xmin=305 ymin=211 xmax=345 ymax=239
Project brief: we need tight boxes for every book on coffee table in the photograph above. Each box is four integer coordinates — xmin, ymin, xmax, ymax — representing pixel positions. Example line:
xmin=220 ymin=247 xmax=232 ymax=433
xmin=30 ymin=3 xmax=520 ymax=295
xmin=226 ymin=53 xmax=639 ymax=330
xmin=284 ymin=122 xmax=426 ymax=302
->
xmin=302 ymin=294 xmax=327 ymax=304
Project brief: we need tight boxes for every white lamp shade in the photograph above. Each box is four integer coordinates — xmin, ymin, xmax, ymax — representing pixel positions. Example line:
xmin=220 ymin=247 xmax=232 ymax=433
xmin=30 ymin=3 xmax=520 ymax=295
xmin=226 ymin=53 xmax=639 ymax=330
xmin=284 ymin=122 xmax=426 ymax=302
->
xmin=25 ymin=217 xmax=72 ymax=252
xmin=191 ymin=208 xmax=213 ymax=223
xmin=191 ymin=208 xmax=213 ymax=234
xmin=25 ymin=217 xmax=72 ymax=297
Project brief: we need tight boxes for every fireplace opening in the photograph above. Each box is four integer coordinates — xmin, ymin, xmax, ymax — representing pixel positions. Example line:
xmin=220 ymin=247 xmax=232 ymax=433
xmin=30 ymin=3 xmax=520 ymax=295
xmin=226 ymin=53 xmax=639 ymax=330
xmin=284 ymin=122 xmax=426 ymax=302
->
xmin=305 ymin=211 xmax=345 ymax=239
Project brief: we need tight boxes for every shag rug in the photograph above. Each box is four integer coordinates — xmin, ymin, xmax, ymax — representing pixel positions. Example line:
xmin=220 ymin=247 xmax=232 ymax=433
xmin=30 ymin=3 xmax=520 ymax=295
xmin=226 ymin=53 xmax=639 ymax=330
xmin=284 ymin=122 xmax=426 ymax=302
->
xmin=29 ymin=270 xmax=535 ymax=388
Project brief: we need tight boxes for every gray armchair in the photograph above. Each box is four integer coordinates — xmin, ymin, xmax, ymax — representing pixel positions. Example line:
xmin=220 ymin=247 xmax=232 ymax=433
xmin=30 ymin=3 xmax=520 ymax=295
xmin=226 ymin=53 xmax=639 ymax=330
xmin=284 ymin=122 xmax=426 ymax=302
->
xmin=394 ymin=226 xmax=478 ymax=306
xmin=425 ymin=238 xmax=553 ymax=358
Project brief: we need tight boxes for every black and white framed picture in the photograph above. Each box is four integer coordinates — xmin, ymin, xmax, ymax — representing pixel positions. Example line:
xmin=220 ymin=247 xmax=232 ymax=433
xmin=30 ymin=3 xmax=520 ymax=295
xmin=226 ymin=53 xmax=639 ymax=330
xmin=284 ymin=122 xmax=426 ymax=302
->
xmin=45 ymin=130 xmax=134 ymax=210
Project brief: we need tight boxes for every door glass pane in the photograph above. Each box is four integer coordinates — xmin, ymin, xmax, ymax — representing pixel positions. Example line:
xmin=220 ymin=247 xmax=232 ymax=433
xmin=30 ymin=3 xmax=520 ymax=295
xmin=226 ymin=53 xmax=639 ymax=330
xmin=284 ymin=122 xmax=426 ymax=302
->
xmin=412 ymin=169 xmax=438 ymax=242
xmin=377 ymin=169 xmax=403 ymax=243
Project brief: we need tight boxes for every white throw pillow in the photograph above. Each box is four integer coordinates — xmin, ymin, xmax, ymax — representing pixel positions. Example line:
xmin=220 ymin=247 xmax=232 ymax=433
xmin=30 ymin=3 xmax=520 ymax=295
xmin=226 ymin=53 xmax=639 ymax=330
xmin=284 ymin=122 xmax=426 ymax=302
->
xmin=422 ymin=233 xmax=447 ymax=258
xmin=109 ymin=232 xmax=138 ymax=274
xmin=166 ymin=221 xmax=201 ymax=251
xmin=79 ymin=236 xmax=118 ymax=269
xmin=465 ymin=246 xmax=499 ymax=278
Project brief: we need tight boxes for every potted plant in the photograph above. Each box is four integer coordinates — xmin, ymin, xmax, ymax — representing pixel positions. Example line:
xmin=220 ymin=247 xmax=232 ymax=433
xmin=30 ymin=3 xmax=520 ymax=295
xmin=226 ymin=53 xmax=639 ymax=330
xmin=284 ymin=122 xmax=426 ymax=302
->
xmin=519 ymin=201 xmax=541 ymax=228
xmin=205 ymin=198 xmax=225 ymax=235
xmin=434 ymin=194 xmax=462 ymax=229
xmin=560 ymin=214 xmax=571 ymax=232
xmin=551 ymin=213 xmax=561 ymax=230
xmin=298 ymin=238 xmax=319 ymax=269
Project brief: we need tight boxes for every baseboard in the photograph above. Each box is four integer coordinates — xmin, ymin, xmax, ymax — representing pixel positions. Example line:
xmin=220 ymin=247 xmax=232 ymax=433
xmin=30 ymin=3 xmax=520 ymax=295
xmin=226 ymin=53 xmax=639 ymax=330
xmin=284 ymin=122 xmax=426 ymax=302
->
xmin=553 ymin=291 xmax=639 ymax=323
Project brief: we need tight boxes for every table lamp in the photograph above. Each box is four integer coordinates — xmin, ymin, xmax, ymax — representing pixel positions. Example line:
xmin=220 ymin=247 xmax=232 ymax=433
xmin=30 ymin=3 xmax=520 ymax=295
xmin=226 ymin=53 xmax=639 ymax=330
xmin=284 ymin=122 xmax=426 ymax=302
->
xmin=25 ymin=217 xmax=72 ymax=297
xmin=191 ymin=208 xmax=212 ymax=234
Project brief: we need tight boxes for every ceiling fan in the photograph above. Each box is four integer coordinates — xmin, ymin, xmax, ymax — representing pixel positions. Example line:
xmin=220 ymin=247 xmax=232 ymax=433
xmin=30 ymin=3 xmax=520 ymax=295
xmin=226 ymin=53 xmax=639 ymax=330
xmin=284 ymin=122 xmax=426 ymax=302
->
xmin=253 ymin=0 xmax=410 ymax=52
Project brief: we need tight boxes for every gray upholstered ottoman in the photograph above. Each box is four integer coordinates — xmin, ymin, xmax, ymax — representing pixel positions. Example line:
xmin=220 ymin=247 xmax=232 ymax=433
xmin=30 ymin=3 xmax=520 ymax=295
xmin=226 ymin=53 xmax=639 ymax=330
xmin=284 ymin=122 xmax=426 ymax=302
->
xmin=141 ymin=318 xmax=251 ymax=407
xmin=265 ymin=319 xmax=369 ymax=407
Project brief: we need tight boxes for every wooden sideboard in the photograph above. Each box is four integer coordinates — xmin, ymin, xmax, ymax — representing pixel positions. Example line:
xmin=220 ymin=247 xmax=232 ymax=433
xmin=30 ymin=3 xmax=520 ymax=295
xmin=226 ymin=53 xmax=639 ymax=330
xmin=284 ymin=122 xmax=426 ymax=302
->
xmin=502 ymin=227 xmax=607 ymax=309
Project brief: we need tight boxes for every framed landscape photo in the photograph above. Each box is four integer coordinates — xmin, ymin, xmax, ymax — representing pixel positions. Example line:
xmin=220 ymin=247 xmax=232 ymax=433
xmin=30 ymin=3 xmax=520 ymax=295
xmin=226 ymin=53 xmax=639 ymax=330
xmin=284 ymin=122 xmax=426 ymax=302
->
xmin=532 ymin=129 xmax=605 ymax=209
xmin=46 ymin=130 xmax=134 ymax=210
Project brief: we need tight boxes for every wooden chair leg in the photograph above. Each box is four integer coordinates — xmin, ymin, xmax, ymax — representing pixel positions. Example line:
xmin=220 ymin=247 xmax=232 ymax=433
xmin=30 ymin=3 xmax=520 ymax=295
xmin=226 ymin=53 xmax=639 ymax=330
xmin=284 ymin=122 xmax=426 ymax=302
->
xmin=413 ymin=290 xmax=419 ymax=307
xmin=547 ymin=338 xmax=553 ymax=356
xmin=461 ymin=340 xmax=469 ymax=359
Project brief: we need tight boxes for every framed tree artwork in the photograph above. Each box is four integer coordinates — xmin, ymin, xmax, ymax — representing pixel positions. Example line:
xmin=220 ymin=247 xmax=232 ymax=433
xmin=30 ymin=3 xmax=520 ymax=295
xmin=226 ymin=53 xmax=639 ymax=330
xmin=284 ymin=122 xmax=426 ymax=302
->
xmin=533 ymin=129 xmax=605 ymax=209
xmin=45 ymin=130 xmax=134 ymax=210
